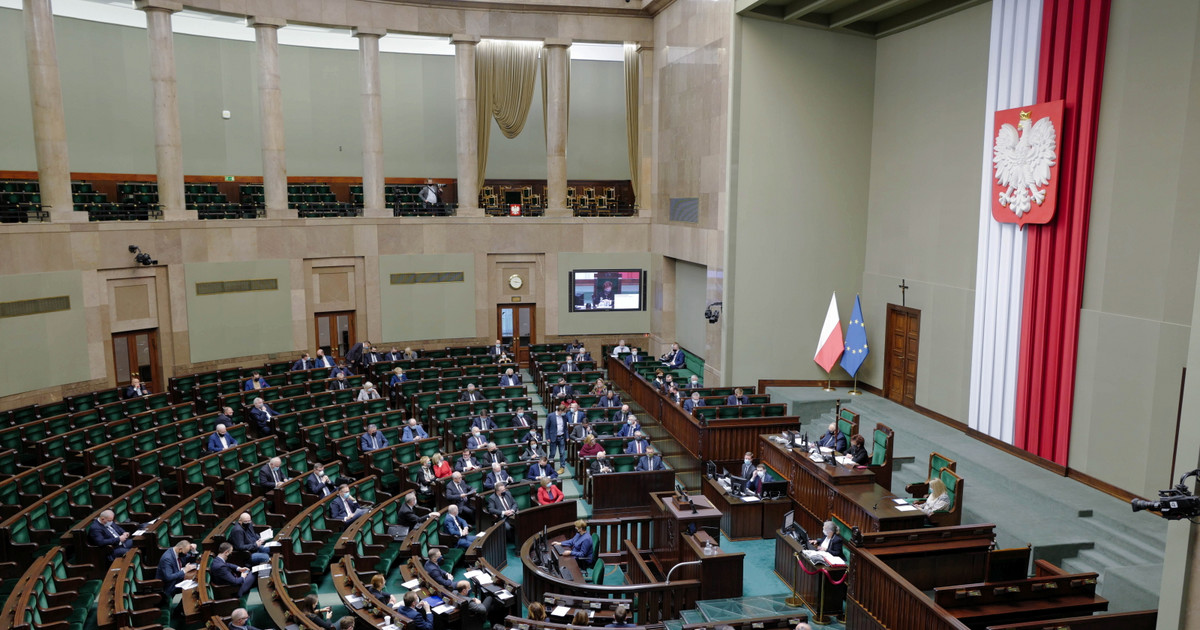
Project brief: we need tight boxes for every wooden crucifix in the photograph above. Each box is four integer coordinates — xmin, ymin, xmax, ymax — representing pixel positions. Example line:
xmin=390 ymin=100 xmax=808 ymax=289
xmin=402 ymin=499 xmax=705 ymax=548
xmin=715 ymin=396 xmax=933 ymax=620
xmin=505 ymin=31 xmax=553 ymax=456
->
xmin=898 ymin=279 xmax=910 ymax=306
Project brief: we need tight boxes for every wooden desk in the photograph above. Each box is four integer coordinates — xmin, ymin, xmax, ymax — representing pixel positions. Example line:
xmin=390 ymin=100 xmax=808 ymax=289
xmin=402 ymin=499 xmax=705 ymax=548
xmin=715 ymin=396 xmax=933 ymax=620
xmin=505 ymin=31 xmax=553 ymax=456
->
xmin=773 ymin=529 xmax=845 ymax=623
xmin=759 ymin=437 xmax=921 ymax=534
xmin=677 ymin=531 xmax=744 ymax=600
xmin=591 ymin=469 xmax=675 ymax=513
xmin=650 ymin=492 xmax=721 ymax=564
xmin=701 ymin=477 xmax=794 ymax=540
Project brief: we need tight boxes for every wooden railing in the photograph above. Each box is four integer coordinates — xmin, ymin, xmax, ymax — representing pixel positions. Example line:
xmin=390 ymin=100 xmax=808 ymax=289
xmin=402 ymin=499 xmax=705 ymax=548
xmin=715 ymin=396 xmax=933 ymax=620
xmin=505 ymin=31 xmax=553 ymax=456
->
xmin=848 ymin=546 xmax=971 ymax=630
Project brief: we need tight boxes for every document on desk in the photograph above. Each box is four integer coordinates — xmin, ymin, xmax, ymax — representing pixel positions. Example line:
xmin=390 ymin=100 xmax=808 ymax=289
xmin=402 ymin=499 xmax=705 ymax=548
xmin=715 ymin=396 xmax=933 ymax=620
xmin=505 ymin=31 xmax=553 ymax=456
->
xmin=496 ymin=590 xmax=513 ymax=600
xmin=263 ymin=541 xmax=282 ymax=547
xmin=892 ymin=498 xmax=908 ymax=504
xmin=252 ymin=563 xmax=271 ymax=573
xmin=434 ymin=604 xmax=457 ymax=615
xmin=177 ymin=579 xmax=198 ymax=590
xmin=401 ymin=578 xmax=421 ymax=590
xmin=894 ymin=504 xmax=920 ymax=512
xmin=740 ymin=495 xmax=761 ymax=502
xmin=552 ymin=606 xmax=572 ymax=617
xmin=259 ymin=528 xmax=274 ymax=541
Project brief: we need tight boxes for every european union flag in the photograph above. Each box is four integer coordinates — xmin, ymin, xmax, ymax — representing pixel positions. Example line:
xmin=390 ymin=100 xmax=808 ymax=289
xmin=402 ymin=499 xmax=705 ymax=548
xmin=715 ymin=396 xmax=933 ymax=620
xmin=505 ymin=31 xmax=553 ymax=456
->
xmin=841 ymin=294 xmax=869 ymax=378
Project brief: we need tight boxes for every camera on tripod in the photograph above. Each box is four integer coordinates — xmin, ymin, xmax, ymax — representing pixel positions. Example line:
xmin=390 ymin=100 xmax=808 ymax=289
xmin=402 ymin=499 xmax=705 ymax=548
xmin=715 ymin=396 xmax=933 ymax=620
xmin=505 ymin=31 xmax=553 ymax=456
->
xmin=1131 ymin=469 xmax=1200 ymax=520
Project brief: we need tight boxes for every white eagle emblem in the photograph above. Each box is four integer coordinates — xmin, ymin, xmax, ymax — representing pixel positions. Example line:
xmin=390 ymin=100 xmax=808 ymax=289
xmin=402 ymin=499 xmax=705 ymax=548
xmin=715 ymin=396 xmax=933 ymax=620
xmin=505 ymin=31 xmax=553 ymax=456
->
xmin=993 ymin=112 xmax=1057 ymax=218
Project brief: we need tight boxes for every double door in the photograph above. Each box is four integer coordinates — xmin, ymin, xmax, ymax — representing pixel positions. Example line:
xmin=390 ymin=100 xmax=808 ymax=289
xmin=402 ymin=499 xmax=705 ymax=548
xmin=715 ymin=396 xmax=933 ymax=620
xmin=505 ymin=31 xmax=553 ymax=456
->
xmin=112 ymin=329 xmax=161 ymax=392
xmin=315 ymin=311 xmax=356 ymax=359
xmin=497 ymin=304 xmax=536 ymax=365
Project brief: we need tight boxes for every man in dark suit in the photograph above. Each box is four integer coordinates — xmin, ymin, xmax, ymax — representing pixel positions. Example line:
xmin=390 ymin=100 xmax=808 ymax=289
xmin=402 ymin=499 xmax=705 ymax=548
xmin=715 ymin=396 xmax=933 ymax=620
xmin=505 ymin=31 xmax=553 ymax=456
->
xmin=526 ymin=456 xmax=558 ymax=481
xmin=210 ymin=542 xmax=256 ymax=597
xmin=306 ymin=462 xmax=339 ymax=497
xmin=685 ymin=375 xmax=702 ymax=389
xmin=512 ymin=406 xmax=535 ymax=430
xmin=816 ymin=423 xmax=848 ymax=452
xmin=402 ymin=418 xmax=429 ymax=442
xmin=456 ymin=580 xmax=490 ymax=630
xmin=328 ymin=372 xmax=351 ymax=391
xmin=345 ymin=341 xmax=371 ymax=370
xmin=748 ymin=464 xmax=774 ymax=496
xmin=565 ymin=402 xmax=586 ymax=426
xmin=258 ymin=457 xmax=288 ymax=489
xmin=740 ymin=452 xmax=756 ymax=479
xmin=559 ymin=356 xmax=578 ymax=372
xmin=228 ymin=512 xmax=271 ymax=565
xmin=396 ymin=492 xmax=437 ymax=530
xmin=597 ymin=390 xmax=621 ymax=408
xmin=312 ymin=349 xmax=335 ymax=369
xmin=156 ymin=539 xmax=198 ymax=600
xmin=207 ymin=424 xmax=238 ymax=453
xmin=488 ymin=339 xmax=505 ymax=357
xmin=624 ymin=432 xmax=649 ymax=455
xmin=330 ymin=361 xmax=354 ymax=378
xmin=499 ymin=368 xmax=521 ymax=387
xmin=590 ymin=451 xmax=614 ymax=475
xmin=88 ymin=510 xmax=133 ymax=560
xmin=636 ymin=447 xmax=667 ymax=471
xmin=471 ymin=410 xmax=497 ymax=431
xmin=249 ymin=398 xmax=277 ymax=435
xmin=243 ymin=371 xmax=269 ymax=391
xmin=550 ymin=378 xmax=575 ymax=403
xmin=397 ymin=592 xmax=434 ymax=630
xmin=661 ymin=343 xmax=685 ymax=368
xmin=624 ymin=349 xmax=641 ymax=366
xmin=455 ymin=450 xmax=481 ymax=473
xmin=606 ymin=605 xmax=635 ymax=628
xmin=482 ymin=443 xmax=507 ymax=466
xmin=486 ymin=482 xmax=518 ymax=540
xmin=425 ymin=549 xmax=455 ymax=588
xmin=359 ymin=424 xmax=388 ymax=452
xmin=466 ymin=427 xmax=488 ymax=451
xmin=682 ymin=391 xmax=705 ymax=413
xmin=615 ymin=412 xmax=640 ymax=436
xmin=441 ymin=504 xmax=476 ymax=548
xmin=483 ymin=462 xmax=512 ymax=491
xmin=545 ymin=405 xmax=569 ymax=469
xmin=124 ymin=377 xmax=148 ymax=399
xmin=727 ymin=387 xmax=750 ymax=406
xmin=460 ymin=384 xmax=485 ymax=402
xmin=444 ymin=472 xmax=475 ymax=519
xmin=229 ymin=608 xmax=261 ymax=630
xmin=215 ymin=406 xmax=237 ymax=427
xmin=330 ymin=484 xmax=369 ymax=526
xmin=384 ymin=347 xmax=404 ymax=361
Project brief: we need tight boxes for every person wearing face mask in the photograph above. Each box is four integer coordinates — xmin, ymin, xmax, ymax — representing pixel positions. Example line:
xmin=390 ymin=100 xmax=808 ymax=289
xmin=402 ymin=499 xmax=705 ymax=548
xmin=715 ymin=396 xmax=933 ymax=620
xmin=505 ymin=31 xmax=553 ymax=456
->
xmin=740 ymin=452 xmax=756 ymax=479
xmin=257 ymin=457 xmax=289 ymax=489
xmin=330 ymin=484 xmax=369 ymax=526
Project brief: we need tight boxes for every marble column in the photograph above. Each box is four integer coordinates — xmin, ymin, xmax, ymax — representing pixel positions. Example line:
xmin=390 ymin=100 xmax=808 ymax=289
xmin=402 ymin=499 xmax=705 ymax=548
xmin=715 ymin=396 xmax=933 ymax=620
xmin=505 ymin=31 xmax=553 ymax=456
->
xmin=544 ymin=39 xmax=571 ymax=217
xmin=452 ymin=34 xmax=481 ymax=217
xmin=250 ymin=17 xmax=290 ymax=219
xmin=136 ymin=0 xmax=185 ymax=221
xmin=354 ymin=27 xmax=387 ymax=218
xmin=23 ymin=0 xmax=79 ymax=223
xmin=636 ymin=42 xmax=655 ymax=219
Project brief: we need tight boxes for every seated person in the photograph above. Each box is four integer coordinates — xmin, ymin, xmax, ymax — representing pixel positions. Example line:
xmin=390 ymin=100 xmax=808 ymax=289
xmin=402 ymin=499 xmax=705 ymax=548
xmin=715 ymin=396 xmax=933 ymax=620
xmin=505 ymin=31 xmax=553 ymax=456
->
xmin=569 ymin=418 xmax=591 ymax=442
xmin=846 ymin=433 xmax=871 ymax=466
xmin=661 ymin=343 xmax=686 ymax=368
xmin=124 ymin=377 xmax=149 ymax=399
xmin=444 ymin=471 xmax=476 ymax=519
xmin=484 ymin=462 xmax=513 ymax=491
xmin=624 ymin=432 xmax=650 ymax=455
xmin=466 ymin=427 xmax=488 ymax=451
xmin=249 ymin=398 xmax=278 ymax=435
xmin=456 ymin=580 xmax=490 ymax=630
xmin=368 ymin=574 xmax=398 ymax=607
xmin=460 ymin=383 xmax=486 ymax=402
xmin=615 ymin=412 xmax=640 ymax=436
xmin=298 ymin=594 xmax=335 ymax=630
xmin=207 ymin=424 xmax=238 ymax=453
xmin=215 ymin=405 xmax=237 ymax=428
xmin=229 ymin=608 xmax=259 ymax=630
xmin=456 ymin=450 xmax=482 ymax=473
xmin=597 ymin=390 xmax=621 ymax=408
xmin=579 ymin=435 xmax=603 ymax=458
xmin=396 ymin=492 xmax=438 ymax=530
xmin=682 ymin=391 xmax=705 ymax=413
xmin=312 ymin=349 xmax=335 ymax=369
xmin=357 ymin=381 xmax=382 ymax=401
xmin=916 ymin=478 xmax=950 ymax=516
xmin=499 ymin=368 xmax=521 ymax=387
xmin=243 ymin=371 xmax=269 ymax=391
xmin=810 ymin=520 xmax=843 ymax=557
xmin=685 ymin=375 xmax=702 ymax=389
xmin=291 ymin=353 xmax=313 ymax=371
xmin=528 ymin=602 xmax=548 ymax=622
xmin=412 ymin=456 xmax=438 ymax=499
xmin=431 ymin=453 xmax=453 ymax=478
xmin=402 ymin=418 xmax=429 ymax=442
xmin=589 ymin=378 xmax=607 ymax=396
xmin=566 ymin=340 xmax=584 ymax=353
xmin=726 ymin=387 xmax=750 ymax=406
xmin=306 ymin=462 xmax=344 ymax=497
xmin=556 ymin=519 xmax=595 ymax=568
xmin=559 ymin=356 xmax=579 ymax=372
xmin=384 ymin=347 xmax=404 ymax=361
xmin=747 ymin=464 xmax=774 ymax=495
xmin=258 ymin=457 xmax=289 ymax=489
xmin=359 ymin=424 xmax=389 ymax=451
xmin=611 ymin=339 xmax=630 ymax=356
xmin=526 ymin=456 xmax=559 ymax=481
xmin=815 ymin=423 xmax=848 ymax=452
xmin=650 ymin=371 xmax=666 ymax=390
xmin=665 ymin=383 xmax=682 ymax=404
xmin=390 ymin=367 xmax=408 ymax=387
xmin=331 ymin=361 xmax=353 ymax=379
xmin=228 ymin=512 xmax=273 ymax=565
xmin=636 ymin=447 xmax=667 ymax=471
xmin=209 ymin=542 xmax=256 ymax=597
xmin=606 ymin=605 xmax=634 ymax=628
xmin=486 ymin=482 xmax=519 ymax=537
xmin=397 ymin=591 xmax=434 ymax=630
xmin=330 ymin=484 xmax=370 ymax=526
xmin=565 ymin=402 xmax=587 ymax=426
xmin=512 ymin=406 xmax=535 ymax=429
xmin=481 ymin=442 xmax=507 ymax=466
xmin=536 ymin=477 xmax=564 ymax=505
xmin=550 ymin=378 xmax=576 ymax=402
xmin=471 ymin=409 xmax=498 ymax=431
xmin=624 ymin=349 xmax=642 ymax=366
xmin=441 ymin=504 xmax=477 ymax=548
xmin=403 ymin=347 xmax=418 ymax=360
xmin=156 ymin=539 xmax=198 ymax=600
xmin=424 ymin=549 xmax=455 ymax=589
xmin=488 ymin=339 xmax=506 ymax=356
xmin=590 ymin=451 xmax=614 ymax=475
xmin=576 ymin=347 xmax=593 ymax=363
xmin=327 ymin=372 xmax=352 ymax=391
xmin=521 ymin=429 xmax=547 ymax=461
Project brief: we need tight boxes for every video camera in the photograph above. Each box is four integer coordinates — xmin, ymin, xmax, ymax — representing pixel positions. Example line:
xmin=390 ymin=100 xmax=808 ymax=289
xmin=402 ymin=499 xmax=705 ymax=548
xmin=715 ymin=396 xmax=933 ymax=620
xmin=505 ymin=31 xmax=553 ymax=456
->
xmin=1131 ymin=468 xmax=1200 ymax=520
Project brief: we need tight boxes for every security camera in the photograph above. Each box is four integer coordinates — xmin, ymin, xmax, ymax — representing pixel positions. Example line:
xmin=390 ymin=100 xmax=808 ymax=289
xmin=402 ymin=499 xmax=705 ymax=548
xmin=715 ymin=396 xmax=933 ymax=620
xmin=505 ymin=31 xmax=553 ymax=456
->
xmin=128 ymin=245 xmax=139 ymax=253
xmin=129 ymin=245 xmax=157 ymax=266
xmin=703 ymin=301 xmax=723 ymax=324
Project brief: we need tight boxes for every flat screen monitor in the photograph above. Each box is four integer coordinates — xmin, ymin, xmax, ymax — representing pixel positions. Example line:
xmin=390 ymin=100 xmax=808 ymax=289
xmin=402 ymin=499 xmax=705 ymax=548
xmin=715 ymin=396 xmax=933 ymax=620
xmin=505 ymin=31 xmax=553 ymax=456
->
xmin=569 ymin=269 xmax=646 ymax=311
xmin=760 ymin=480 xmax=789 ymax=497
xmin=783 ymin=510 xmax=794 ymax=529
xmin=729 ymin=474 xmax=747 ymax=495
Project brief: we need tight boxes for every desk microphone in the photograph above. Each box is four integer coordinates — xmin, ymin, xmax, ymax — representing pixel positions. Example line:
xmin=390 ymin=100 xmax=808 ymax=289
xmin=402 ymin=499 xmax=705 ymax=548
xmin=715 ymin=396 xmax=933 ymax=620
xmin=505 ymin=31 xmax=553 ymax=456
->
xmin=871 ymin=501 xmax=879 ymax=512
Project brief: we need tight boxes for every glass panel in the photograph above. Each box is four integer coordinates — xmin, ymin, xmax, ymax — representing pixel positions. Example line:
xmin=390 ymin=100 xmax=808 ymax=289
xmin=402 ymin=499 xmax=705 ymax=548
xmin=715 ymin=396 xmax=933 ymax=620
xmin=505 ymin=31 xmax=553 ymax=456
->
xmin=517 ymin=309 xmax=531 ymax=337
xmin=135 ymin=334 xmax=153 ymax=383
xmin=317 ymin=317 xmax=331 ymax=355
xmin=114 ymin=337 xmax=131 ymax=383
xmin=336 ymin=315 xmax=351 ymax=357
xmin=500 ymin=309 xmax=514 ymax=340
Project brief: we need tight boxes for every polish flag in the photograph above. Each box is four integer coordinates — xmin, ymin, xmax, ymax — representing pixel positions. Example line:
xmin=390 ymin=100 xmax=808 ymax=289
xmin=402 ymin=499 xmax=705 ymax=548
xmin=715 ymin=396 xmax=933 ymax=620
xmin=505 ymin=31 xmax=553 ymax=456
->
xmin=814 ymin=293 xmax=844 ymax=374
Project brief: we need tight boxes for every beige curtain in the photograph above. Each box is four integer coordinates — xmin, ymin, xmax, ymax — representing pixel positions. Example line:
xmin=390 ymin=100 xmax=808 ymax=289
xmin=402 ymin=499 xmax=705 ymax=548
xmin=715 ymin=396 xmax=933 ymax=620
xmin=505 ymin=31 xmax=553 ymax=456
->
xmin=476 ymin=39 xmax=543 ymax=185
xmin=624 ymin=43 xmax=640 ymax=202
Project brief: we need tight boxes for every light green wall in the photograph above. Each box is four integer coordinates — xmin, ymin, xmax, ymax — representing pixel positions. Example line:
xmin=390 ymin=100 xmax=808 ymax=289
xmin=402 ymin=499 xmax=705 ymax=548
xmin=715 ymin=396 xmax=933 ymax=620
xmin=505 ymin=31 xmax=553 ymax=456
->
xmin=379 ymin=254 xmax=477 ymax=342
xmin=1069 ymin=0 xmax=1200 ymax=495
xmin=557 ymin=252 xmax=651 ymax=335
xmin=176 ymin=34 xmax=261 ymax=176
xmin=727 ymin=18 xmax=875 ymax=385
xmin=567 ymin=59 xmax=629 ymax=180
xmin=379 ymin=52 xmax=457 ymax=178
xmin=674 ymin=260 xmax=708 ymax=359
xmin=184 ymin=260 xmax=293 ymax=363
xmin=0 ymin=8 xmax=34 ymax=171
xmin=860 ymin=4 xmax=990 ymax=419
xmin=280 ymin=45 xmax=362 ymax=176
xmin=0 ymin=272 xmax=90 ymax=398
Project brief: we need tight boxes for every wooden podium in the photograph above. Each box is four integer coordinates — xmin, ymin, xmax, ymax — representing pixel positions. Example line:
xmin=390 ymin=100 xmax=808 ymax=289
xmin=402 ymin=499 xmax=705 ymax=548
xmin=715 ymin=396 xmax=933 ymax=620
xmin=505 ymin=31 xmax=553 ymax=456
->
xmin=649 ymin=491 xmax=743 ymax=600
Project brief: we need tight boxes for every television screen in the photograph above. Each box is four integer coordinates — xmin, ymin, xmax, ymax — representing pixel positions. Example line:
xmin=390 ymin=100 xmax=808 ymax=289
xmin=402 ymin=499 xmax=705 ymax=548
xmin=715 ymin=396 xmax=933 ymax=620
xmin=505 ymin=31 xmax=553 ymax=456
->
xmin=569 ymin=269 xmax=645 ymax=312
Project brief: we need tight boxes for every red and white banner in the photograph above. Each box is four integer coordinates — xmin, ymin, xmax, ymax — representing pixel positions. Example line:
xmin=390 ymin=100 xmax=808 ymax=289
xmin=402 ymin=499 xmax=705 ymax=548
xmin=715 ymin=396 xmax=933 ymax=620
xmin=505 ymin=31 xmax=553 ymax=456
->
xmin=814 ymin=294 xmax=844 ymax=374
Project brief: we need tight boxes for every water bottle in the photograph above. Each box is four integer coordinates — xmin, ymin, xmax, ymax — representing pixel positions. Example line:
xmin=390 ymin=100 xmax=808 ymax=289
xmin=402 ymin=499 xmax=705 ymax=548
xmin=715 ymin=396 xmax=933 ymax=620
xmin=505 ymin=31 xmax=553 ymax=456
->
xmin=384 ymin=616 xmax=392 ymax=626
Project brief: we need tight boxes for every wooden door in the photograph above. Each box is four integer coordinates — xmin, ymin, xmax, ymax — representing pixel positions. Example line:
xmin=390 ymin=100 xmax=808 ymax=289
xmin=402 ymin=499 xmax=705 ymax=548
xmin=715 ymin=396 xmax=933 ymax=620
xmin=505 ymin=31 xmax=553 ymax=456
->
xmin=112 ymin=329 xmax=161 ymax=393
xmin=884 ymin=305 xmax=920 ymax=407
xmin=497 ymin=304 xmax=536 ymax=365
xmin=315 ymin=311 xmax=356 ymax=360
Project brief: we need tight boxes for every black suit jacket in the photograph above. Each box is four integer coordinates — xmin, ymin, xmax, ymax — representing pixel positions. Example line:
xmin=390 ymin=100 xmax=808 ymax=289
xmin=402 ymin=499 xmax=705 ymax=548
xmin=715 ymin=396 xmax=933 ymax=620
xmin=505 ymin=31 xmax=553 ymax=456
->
xmin=228 ymin=523 xmax=261 ymax=552
xmin=486 ymin=491 xmax=517 ymax=518
xmin=396 ymin=503 xmax=424 ymax=528
xmin=209 ymin=556 xmax=245 ymax=587
xmin=258 ymin=464 xmax=287 ymax=488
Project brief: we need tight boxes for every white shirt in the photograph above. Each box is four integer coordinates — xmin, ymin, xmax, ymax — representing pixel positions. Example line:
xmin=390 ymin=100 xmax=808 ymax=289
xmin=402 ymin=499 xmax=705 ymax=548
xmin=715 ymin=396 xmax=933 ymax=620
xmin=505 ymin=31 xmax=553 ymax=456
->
xmin=612 ymin=345 xmax=630 ymax=357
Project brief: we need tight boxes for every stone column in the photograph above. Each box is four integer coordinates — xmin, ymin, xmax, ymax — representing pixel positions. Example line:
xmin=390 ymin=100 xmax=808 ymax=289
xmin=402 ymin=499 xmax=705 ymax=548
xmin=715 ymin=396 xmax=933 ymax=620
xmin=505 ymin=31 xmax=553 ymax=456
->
xmin=354 ymin=27 xmax=387 ymax=218
xmin=23 ymin=0 xmax=80 ymax=223
xmin=250 ymin=17 xmax=290 ymax=219
xmin=136 ymin=0 xmax=185 ymax=221
xmin=452 ymin=34 xmax=481 ymax=217
xmin=637 ymin=42 xmax=655 ymax=218
xmin=544 ymin=39 xmax=571 ymax=216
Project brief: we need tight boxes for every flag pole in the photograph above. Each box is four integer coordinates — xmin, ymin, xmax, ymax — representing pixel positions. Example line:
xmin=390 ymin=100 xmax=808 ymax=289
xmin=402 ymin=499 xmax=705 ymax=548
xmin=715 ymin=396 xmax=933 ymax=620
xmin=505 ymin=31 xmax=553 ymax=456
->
xmin=823 ymin=373 xmax=835 ymax=392
xmin=849 ymin=376 xmax=861 ymax=396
